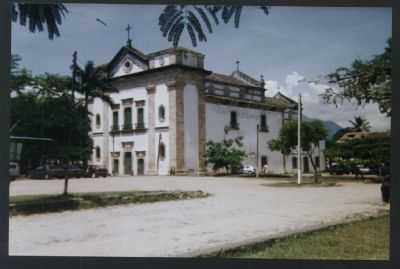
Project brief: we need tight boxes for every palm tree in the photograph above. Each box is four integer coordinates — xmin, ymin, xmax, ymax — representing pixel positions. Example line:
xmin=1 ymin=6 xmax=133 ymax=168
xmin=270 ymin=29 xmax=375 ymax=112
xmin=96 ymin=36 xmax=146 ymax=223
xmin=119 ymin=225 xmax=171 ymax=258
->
xmin=12 ymin=3 xmax=68 ymax=40
xmin=76 ymin=61 xmax=118 ymax=115
xmin=13 ymin=3 xmax=270 ymax=48
xmin=349 ymin=116 xmax=371 ymax=132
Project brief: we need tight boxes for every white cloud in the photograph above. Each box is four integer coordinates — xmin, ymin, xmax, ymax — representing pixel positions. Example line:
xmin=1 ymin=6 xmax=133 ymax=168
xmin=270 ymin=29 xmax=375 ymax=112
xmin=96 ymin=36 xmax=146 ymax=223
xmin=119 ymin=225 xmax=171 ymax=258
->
xmin=285 ymin=71 xmax=305 ymax=90
xmin=263 ymin=71 xmax=390 ymax=131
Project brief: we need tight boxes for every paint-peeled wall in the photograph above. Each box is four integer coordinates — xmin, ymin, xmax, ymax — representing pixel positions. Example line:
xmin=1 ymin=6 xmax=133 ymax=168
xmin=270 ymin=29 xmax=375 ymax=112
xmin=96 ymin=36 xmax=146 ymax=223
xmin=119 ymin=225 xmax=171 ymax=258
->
xmin=205 ymin=103 xmax=285 ymax=173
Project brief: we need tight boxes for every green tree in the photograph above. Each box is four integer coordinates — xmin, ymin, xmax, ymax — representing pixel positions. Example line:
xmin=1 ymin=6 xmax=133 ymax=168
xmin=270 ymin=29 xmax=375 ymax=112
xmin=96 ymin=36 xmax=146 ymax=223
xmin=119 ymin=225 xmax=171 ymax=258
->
xmin=12 ymin=3 xmax=68 ymax=40
xmin=10 ymin=93 xmax=92 ymax=173
xmin=76 ymin=61 xmax=118 ymax=115
xmin=325 ymin=133 xmax=390 ymax=178
xmin=322 ymin=37 xmax=391 ymax=116
xmin=268 ymin=135 xmax=291 ymax=174
xmin=11 ymin=54 xmax=33 ymax=95
xmin=348 ymin=116 xmax=371 ymax=132
xmin=204 ymin=138 xmax=246 ymax=174
xmin=269 ymin=120 xmax=328 ymax=183
xmin=159 ymin=5 xmax=269 ymax=47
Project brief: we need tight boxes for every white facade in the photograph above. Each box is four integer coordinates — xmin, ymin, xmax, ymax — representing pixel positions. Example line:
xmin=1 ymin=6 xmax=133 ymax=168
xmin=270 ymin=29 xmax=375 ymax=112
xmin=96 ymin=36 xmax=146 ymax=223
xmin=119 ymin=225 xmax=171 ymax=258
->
xmin=205 ymin=103 xmax=285 ymax=173
xmin=88 ymin=44 xmax=326 ymax=176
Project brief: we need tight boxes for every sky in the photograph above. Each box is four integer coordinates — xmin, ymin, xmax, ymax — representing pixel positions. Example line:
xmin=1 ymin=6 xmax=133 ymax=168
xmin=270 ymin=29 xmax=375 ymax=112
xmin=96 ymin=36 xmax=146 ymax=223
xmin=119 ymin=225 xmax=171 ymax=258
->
xmin=11 ymin=4 xmax=392 ymax=131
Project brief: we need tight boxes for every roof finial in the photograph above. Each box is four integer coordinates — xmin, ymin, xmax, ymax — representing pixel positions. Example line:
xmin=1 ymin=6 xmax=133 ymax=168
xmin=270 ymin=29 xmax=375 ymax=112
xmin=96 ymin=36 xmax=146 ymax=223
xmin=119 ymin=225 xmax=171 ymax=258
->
xmin=260 ymin=74 xmax=265 ymax=89
xmin=236 ymin=60 xmax=240 ymax=72
xmin=126 ymin=24 xmax=132 ymax=47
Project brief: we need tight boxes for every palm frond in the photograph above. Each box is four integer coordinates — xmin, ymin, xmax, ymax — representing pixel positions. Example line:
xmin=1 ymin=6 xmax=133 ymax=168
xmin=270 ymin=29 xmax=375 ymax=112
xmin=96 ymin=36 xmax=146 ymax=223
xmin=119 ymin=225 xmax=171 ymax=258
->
xmin=187 ymin=10 xmax=207 ymax=42
xmin=186 ymin=24 xmax=197 ymax=47
xmin=195 ymin=7 xmax=213 ymax=33
xmin=13 ymin=3 xmax=68 ymax=40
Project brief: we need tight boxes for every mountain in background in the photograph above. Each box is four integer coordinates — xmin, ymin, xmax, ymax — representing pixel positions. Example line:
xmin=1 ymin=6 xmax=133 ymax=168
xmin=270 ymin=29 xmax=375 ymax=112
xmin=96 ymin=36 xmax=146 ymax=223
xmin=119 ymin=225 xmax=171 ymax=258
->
xmin=303 ymin=115 xmax=342 ymax=140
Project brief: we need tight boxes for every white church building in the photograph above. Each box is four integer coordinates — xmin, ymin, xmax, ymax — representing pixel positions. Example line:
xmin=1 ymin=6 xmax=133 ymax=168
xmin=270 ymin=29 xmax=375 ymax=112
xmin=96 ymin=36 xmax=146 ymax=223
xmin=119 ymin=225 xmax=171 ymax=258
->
xmin=88 ymin=41 xmax=325 ymax=176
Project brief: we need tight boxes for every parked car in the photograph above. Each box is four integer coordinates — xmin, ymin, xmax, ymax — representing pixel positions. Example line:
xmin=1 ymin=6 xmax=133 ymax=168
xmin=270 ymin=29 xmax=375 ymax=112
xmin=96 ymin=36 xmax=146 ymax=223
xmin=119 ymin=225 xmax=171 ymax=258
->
xmin=28 ymin=165 xmax=64 ymax=179
xmin=86 ymin=166 xmax=109 ymax=178
xmin=241 ymin=164 xmax=256 ymax=176
xmin=9 ymin=162 xmax=20 ymax=181
xmin=64 ymin=165 xmax=85 ymax=178
xmin=381 ymin=175 xmax=390 ymax=203
xmin=28 ymin=164 xmax=84 ymax=179
xmin=328 ymin=164 xmax=350 ymax=175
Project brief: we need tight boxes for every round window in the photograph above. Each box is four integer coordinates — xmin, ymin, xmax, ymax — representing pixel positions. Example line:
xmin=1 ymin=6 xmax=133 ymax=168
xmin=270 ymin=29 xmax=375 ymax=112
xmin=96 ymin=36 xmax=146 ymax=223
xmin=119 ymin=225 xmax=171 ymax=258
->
xmin=123 ymin=60 xmax=133 ymax=73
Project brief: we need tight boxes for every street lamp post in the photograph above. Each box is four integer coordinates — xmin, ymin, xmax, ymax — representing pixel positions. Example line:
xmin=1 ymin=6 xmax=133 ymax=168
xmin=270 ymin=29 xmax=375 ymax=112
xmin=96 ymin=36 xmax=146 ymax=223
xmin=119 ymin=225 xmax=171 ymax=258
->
xmin=256 ymin=124 xmax=260 ymax=177
xmin=297 ymin=94 xmax=303 ymax=185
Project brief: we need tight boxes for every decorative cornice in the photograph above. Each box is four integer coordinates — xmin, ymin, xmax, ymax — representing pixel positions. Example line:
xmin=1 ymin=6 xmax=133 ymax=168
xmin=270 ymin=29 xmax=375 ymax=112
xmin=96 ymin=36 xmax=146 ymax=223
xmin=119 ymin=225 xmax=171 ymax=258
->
xmin=146 ymin=84 xmax=156 ymax=93
xmin=166 ymin=79 xmax=185 ymax=90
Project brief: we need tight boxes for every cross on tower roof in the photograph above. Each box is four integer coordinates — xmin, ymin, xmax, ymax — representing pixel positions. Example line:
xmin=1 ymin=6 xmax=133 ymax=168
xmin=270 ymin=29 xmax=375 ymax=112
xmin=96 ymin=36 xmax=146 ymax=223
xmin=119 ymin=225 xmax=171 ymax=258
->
xmin=126 ymin=24 xmax=132 ymax=47
xmin=236 ymin=60 xmax=240 ymax=72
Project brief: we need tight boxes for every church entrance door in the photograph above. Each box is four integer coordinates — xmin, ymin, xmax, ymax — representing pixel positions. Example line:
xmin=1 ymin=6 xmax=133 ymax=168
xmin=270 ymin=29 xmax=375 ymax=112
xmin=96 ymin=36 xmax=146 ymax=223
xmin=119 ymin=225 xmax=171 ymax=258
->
xmin=113 ymin=159 xmax=119 ymax=175
xmin=303 ymin=157 xmax=310 ymax=173
xmin=137 ymin=159 xmax=145 ymax=175
xmin=124 ymin=152 xmax=133 ymax=175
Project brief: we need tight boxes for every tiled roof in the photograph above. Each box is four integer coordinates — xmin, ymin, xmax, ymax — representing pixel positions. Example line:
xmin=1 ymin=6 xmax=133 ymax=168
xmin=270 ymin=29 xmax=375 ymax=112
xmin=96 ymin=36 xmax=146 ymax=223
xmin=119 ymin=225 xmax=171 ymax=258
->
xmin=205 ymin=95 xmax=292 ymax=110
xmin=206 ymin=73 xmax=259 ymax=88
xmin=148 ymin=47 xmax=205 ymax=57
xmin=231 ymin=70 xmax=262 ymax=87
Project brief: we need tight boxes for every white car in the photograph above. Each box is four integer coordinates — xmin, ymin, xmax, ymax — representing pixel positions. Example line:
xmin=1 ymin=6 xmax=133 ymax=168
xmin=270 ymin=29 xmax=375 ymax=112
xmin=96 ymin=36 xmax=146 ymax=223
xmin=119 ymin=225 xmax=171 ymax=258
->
xmin=9 ymin=162 xmax=20 ymax=181
xmin=241 ymin=165 xmax=256 ymax=175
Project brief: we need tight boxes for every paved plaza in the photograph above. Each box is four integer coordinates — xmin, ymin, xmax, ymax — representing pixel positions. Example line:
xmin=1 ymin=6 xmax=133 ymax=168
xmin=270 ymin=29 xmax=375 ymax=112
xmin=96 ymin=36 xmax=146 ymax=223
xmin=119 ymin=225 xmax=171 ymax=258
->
xmin=9 ymin=176 xmax=387 ymax=257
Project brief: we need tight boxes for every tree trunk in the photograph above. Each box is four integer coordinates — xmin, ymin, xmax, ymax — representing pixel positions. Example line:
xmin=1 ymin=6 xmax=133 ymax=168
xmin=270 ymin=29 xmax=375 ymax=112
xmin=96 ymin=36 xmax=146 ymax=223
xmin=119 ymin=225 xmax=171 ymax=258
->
xmin=63 ymin=175 xmax=69 ymax=196
xmin=282 ymin=153 xmax=287 ymax=174
xmin=308 ymin=153 xmax=319 ymax=184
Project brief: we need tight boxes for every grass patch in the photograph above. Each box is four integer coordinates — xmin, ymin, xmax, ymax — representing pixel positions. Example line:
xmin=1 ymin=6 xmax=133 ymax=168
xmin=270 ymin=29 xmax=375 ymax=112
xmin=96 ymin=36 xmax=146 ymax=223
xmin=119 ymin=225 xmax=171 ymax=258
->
xmin=215 ymin=215 xmax=389 ymax=260
xmin=9 ymin=190 xmax=210 ymax=216
xmin=263 ymin=181 xmax=340 ymax=188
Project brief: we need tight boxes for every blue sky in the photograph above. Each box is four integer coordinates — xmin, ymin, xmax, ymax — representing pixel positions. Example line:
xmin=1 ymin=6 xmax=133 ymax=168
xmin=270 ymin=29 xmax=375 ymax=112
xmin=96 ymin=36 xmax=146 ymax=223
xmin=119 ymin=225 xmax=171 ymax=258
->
xmin=12 ymin=4 xmax=392 ymax=130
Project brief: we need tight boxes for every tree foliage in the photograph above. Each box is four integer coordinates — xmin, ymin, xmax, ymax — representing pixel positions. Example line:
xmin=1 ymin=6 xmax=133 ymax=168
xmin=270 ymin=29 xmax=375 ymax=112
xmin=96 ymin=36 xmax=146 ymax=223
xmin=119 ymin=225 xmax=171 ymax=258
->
xmin=159 ymin=5 xmax=269 ymax=47
xmin=14 ymin=3 xmax=269 ymax=48
xmin=75 ymin=61 xmax=118 ymax=113
xmin=204 ymin=138 xmax=247 ymax=173
xmin=12 ymin=3 xmax=68 ymax=40
xmin=325 ymin=133 xmax=390 ymax=169
xmin=322 ymin=37 xmax=391 ymax=116
xmin=269 ymin=120 xmax=328 ymax=182
xmin=348 ymin=116 xmax=371 ymax=132
xmin=10 ymin=93 xmax=92 ymax=173
xmin=11 ymin=54 xmax=33 ymax=95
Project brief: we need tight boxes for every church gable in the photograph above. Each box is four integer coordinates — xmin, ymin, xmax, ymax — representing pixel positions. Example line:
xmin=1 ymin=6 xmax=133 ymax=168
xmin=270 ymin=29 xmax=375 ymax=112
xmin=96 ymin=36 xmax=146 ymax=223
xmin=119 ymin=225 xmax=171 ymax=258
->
xmin=110 ymin=54 xmax=149 ymax=78
xmin=107 ymin=46 xmax=149 ymax=78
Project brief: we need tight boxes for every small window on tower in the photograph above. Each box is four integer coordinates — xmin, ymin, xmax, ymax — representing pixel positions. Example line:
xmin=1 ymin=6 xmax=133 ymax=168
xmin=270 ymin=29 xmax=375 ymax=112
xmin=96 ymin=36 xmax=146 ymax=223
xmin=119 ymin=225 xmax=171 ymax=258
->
xmin=230 ymin=111 xmax=239 ymax=129
xmin=95 ymin=114 xmax=101 ymax=128
xmin=159 ymin=143 xmax=166 ymax=160
xmin=95 ymin=146 xmax=101 ymax=160
xmin=159 ymin=105 xmax=166 ymax=122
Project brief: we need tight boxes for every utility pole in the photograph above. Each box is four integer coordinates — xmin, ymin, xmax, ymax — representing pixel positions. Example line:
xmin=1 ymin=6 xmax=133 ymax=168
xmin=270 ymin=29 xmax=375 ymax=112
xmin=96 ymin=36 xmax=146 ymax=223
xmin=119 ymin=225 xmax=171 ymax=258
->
xmin=256 ymin=124 xmax=260 ymax=177
xmin=71 ymin=51 xmax=78 ymax=105
xmin=297 ymin=94 xmax=302 ymax=185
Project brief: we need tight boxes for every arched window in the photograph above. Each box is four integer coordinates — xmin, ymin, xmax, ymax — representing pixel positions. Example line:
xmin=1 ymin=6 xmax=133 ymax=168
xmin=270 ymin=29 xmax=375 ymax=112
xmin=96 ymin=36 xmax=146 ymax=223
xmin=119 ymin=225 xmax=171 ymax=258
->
xmin=159 ymin=143 xmax=166 ymax=160
xmin=95 ymin=114 xmax=101 ymax=128
xmin=95 ymin=146 xmax=101 ymax=160
xmin=158 ymin=105 xmax=165 ymax=122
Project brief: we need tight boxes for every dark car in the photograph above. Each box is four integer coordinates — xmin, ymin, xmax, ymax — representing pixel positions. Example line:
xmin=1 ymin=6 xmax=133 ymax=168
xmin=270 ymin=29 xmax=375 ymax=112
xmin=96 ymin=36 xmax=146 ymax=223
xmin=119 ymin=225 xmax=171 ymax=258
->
xmin=86 ymin=166 xmax=109 ymax=178
xmin=328 ymin=165 xmax=350 ymax=175
xmin=64 ymin=165 xmax=85 ymax=178
xmin=381 ymin=175 xmax=390 ymax=203
xmin=28 ymin=165 xmax=64 ymax=179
